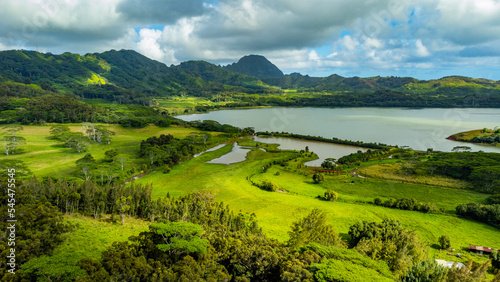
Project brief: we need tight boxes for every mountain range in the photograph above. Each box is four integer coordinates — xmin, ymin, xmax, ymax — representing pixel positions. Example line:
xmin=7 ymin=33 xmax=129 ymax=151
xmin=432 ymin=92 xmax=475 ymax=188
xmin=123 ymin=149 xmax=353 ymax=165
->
xmin=0 ymin=49 xmax=499 ymax=102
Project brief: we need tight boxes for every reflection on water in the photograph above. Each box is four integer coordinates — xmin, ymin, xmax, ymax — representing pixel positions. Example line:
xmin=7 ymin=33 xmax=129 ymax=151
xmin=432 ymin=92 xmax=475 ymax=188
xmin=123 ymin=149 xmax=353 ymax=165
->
xmin=253 ymin=136 xmax=366 ymax=167
xmin=207 ymin=144 xmax=251 ymax=164
xmin=193 ymin=144 xmax=226 ymax=158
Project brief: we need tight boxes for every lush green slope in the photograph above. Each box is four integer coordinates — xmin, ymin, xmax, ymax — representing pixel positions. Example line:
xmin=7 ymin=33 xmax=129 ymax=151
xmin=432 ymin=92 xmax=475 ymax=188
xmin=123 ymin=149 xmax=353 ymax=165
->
xmin=263 ymin=73 xmax=500 ymax=97
xmin=0 ymin=49 xmax=274 ymax=102
xmin=133 ymin=140 xmax=500 ymax=257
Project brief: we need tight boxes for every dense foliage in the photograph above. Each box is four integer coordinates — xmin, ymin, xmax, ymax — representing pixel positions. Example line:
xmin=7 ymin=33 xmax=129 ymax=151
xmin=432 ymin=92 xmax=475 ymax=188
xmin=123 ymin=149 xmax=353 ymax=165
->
xmin=455 ymin=202 xmax=500 ymax=228
xmin=0 ymin=176 xmax=73 ymax=280
xmin=418 ymin=152 xmax=500 ymax=193
xmin=373 ymin=197 xmax=439 ymax=213
xmin=257 ymin=132 xmax=389 ymax=150
xmin=348 ymin=220 xmax=428 ymax=278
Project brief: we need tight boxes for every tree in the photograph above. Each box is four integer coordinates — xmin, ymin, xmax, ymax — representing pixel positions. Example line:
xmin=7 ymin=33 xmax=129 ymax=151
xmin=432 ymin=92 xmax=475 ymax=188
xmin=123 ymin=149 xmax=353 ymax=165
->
xmin=349 ymin=220 xmax=427 ymax=278
xmin=2 ymin=135 xmax=26 ymax=155
xmin=49 ymin=124 xmax=70 ymax=140
xmin=313 ymin=172 xmax=325 ymax=184
xmin=321 ymin=158 xmax=336 ymax=170
xmin=438 ymin=235 xmax=451 ymax=250
xmin=401 ymin=259 xmax=447 ymax=282
xmin=149 ymin=222 xmax=208 ymax=255
xmin=76 ymin=153 xmax=96 ymax=180
xmin=115 ymin=154 xmax=129 ymax=171
xmin=104 ymin=149 xmax=119 ymax=162
xmin=116 ymin=196 xmax=132 ymax=225
xmin=287 ymin=209 xmax=345 ymax=248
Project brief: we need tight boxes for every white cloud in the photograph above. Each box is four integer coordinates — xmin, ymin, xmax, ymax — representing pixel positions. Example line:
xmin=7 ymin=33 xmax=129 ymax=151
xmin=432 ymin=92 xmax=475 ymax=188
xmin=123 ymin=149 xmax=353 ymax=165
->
xmin=0 ymin=0 xmax=500 ymax=78
xmin=137 ymin=28 xmax=164 ymax=61
xmin=414 ymin=40 xmax=430 ymax=57
xmin=342 ymin=35 xmax=358 ymax=51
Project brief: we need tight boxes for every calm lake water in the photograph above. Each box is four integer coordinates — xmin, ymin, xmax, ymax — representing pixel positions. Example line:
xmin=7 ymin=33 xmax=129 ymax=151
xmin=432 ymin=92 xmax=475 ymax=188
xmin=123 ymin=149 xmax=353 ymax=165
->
xmin=254 ymin=136 xmax=366 ymax=167
xmin=178 ymin=107 xmax=500 ymax=152
xmin=206 ymin=144 xmax=251 ymax=164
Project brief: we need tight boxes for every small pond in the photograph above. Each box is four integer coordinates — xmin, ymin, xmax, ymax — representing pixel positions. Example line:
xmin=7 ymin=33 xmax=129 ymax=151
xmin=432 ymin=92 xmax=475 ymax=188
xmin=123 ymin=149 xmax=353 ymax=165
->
xmin=206 ymin=144 xmax=251 ymax=164
xmin=253 ymin=136 xmax=367 ymax=167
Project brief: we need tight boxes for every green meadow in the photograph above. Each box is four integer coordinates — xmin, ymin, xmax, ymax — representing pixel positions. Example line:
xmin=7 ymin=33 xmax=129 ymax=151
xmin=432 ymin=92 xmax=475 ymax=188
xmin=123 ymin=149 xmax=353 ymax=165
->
xmin=154 ymin=97 xmax=234 ymax=115
xmin=134 ymin=138 xmax=499 ymax=263
xmin=2 ymin=124 xmax=498 ymax=267
xmin=0 ymin=124 xmax=215 ymax=178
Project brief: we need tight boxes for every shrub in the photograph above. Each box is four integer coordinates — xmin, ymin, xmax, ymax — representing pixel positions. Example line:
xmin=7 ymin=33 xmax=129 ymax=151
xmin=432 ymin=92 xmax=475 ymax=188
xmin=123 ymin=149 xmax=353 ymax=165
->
xmin=324 ymin=190 xmax=338 ymax=202
xmin=438 ymin=235 xmax=451 ymax=250
xmin=260 ymin=180 xmax=278 ymax=192
xmin=313 ymin=172 xmax=325 ymax=184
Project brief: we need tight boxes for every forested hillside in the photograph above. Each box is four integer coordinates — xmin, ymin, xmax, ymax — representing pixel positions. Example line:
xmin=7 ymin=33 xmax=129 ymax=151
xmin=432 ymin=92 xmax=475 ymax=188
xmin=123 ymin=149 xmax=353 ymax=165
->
xmin=1 ymin=48 xmax=500 ymax=124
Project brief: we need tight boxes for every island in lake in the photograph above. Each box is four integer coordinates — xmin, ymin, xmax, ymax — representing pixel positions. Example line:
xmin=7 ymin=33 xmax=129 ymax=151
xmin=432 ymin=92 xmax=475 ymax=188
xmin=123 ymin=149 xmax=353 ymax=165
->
xmin=447 ymin=128 xmax=500 ymax=146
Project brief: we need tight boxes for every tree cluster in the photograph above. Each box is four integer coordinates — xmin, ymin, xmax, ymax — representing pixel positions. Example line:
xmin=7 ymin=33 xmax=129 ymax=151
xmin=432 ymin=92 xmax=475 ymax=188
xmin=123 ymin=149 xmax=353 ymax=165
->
xmin=348 ymin=220 xmax=428 ymax=278
xmin=418 ymin=152 xmax=500 ymax=193
xmin=456 ymin=202 xmax=500 ymax=228
xmin=373 ymin=197 xmax=440 ymax=213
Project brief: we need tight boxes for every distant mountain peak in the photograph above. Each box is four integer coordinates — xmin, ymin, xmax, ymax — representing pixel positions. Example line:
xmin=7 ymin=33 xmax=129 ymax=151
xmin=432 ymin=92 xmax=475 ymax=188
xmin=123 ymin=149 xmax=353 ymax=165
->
xmin=224 ymin=55 xmax=284 ymax=79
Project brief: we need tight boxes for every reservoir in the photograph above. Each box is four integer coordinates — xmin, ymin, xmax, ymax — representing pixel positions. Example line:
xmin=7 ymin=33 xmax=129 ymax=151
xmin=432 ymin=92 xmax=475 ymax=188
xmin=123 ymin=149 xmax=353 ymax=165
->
xmin=178 ymin=107 xmax=500 ymax=152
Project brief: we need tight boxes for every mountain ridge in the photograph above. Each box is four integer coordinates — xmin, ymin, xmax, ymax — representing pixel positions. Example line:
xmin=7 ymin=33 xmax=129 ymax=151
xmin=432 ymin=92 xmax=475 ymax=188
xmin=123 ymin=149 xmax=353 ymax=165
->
xmin=0 ymin=49 xmax=499 ymax=101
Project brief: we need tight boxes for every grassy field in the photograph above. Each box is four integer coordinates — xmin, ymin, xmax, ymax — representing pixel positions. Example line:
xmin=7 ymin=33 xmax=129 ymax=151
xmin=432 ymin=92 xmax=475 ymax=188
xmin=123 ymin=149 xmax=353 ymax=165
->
xmin=154 ymin=97 xmax=233 ymax=115
xmin=0 ymin=123 xmax=212 ymax=178
xmin=20 ymin=214 xmax=150 ymax=278
xmin=4 ymin=125 xmax=499 ymax=269
xmin=357 ymin=162 xmax=469 ymax=189
xmin=134 ymin=139 xmax=499 ymax=263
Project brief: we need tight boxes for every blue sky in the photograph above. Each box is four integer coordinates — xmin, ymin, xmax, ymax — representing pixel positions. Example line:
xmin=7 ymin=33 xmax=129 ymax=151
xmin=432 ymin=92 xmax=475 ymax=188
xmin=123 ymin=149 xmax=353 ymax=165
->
xmin=1 ymin=0 xmax=500 ymax=80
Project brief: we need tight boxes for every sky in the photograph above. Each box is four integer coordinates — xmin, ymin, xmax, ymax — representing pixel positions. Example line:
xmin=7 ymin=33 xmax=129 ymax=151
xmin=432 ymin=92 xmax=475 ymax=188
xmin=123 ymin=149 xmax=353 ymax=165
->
xmin=1 ymin=0 xmax=500 ymax=80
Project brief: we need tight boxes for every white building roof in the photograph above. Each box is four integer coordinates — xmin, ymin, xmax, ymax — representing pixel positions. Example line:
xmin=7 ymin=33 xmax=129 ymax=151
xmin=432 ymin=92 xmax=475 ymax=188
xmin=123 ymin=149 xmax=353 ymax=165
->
xmin=435 ymin=259 xmax=465 ymax=269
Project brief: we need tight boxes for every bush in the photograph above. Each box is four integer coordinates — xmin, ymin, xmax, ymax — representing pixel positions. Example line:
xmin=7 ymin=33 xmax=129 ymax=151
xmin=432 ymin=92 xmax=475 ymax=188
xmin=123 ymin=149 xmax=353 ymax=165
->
xmin=313 ymin=172 xmax=325 ymax=184
xmin=259 ymin=180 xmax=279 ymax=192
xmin=373 ymin=197 xmax=383 ymax=206
xmin=163 ymin=166 xmax=171 ymax=174
xmin=438 ymin=235 xmax=451 ymax=250
xmin=486 ymin=194 xmax=500 ymax=205
xmin=324 ymin=190 xmax=338 ymax=202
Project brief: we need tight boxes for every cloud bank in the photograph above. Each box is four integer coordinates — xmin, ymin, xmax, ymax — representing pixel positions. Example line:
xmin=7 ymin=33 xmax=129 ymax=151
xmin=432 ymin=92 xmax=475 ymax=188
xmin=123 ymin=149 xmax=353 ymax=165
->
xmin=1 ymin=0 xmax=499 ymax=79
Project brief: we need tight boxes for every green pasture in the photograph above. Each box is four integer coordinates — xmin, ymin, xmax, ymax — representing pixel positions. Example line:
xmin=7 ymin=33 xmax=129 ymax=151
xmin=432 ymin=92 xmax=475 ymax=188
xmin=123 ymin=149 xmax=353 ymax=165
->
xmin=134 ymin=140 xmax=500 ymax=262
xmin=20 ymin=215 xmax=150 ymax=278
xmin=154 ymin=97 xmax=233 ymax=115
xmin=0 ymin=124 xmax=211 ymax=178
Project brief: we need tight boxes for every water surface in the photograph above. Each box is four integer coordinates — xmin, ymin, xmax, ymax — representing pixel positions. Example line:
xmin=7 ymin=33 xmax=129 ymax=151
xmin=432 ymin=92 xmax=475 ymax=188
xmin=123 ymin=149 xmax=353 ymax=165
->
xmin=178 ymin=107 xmax=500 ymax=152
xmin=206 ymin=144 xmax=251 ymax=164
xmin=254 ymin=136 xmax=366 ymax=166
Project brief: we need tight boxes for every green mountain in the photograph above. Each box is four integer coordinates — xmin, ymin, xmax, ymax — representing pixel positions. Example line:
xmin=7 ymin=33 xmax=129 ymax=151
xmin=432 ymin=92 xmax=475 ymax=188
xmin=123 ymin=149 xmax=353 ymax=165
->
xmin=263 ymin=72 xmax=500 ymax=96
xmin=0 ymin=49 xmax=272 ymax=104
xmin=1 ymin=49 xmax=499 ymax=107
xmin=172 ymin=60 xmax=267 ymax=89
xmin=224 ymin=55 xmax=284 ymax=79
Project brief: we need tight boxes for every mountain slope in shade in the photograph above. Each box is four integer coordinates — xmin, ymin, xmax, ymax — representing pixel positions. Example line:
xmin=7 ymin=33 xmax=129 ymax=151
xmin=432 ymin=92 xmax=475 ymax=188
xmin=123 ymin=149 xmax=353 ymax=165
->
xmin=224 ymin=55 xmax=284 ymax=79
